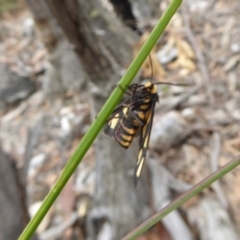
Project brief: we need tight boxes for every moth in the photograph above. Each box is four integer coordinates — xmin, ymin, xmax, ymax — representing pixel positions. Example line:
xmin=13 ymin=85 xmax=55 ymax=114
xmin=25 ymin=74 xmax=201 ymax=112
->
xmin=104 ymin=80 xmax=159 ymax=186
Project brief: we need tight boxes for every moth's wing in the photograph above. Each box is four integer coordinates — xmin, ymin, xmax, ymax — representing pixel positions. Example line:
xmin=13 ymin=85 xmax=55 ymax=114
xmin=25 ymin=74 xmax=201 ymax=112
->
xmin=104 ymin=108 xmax=123 ymax=137
xmin=104 ymin=95 xmax=141 ymax=138
xmin=104 ymin=102 xmax=137 ymax=138
xmin=104 ymin=83 xmax=145 ymax=138
xmin=134 ymin=102 xmax=156 ymax=186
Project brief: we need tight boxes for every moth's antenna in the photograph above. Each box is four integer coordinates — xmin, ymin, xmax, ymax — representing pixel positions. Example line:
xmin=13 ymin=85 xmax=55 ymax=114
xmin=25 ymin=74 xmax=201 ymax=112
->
xmin=148 ymin=53 xmax=191 ymax=87
xmin=149 ymin=53 xmax=153 ymax=83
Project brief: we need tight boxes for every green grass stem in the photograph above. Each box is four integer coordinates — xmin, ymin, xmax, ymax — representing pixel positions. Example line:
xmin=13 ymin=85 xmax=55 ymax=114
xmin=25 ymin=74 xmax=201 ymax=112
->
xmin=122 ymin=155 xmax=240 ymax=239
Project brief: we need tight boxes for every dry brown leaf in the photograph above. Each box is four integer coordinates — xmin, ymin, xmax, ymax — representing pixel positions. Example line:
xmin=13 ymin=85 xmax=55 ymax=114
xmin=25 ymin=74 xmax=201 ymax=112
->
xmin=133 ymin=32 xmax=166 ymax=79
xmin=168 ymin=13 xmax=183 ymax=29
xmin=225 ymin=136 xmax=240 ymax=149
xmin=176 ymin=37 xmax=196 ymax=59
xmin=167 ymin=37 xmax=196 ymax=72
xmin=168 ymin=55 xmax=196 ymax=72
xmin=177 ymin=55 xmax=197 ymax=71
xmin=42 ymin=172 xmax=58 ymax=187
xmin=223 ymin=55 xmax=240 ymax=72
xmin=142 ymin=52 xmax=166 ymax=79
xmin=223 ymin=141 xmax=240 ymax=155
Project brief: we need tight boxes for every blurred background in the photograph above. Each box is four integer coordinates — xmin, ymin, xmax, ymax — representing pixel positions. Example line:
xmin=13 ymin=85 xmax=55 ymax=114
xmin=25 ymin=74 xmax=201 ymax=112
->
xmin=0 ymin=0 xmax=240 ymax=239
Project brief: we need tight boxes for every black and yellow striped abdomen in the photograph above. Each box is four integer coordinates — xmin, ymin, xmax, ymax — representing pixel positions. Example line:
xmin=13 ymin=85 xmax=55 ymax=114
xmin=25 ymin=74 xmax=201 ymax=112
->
xmin=114 ymin=107 xmax=148 ymax=148
xmin=105 ymin=81 xmax=158 ymax=149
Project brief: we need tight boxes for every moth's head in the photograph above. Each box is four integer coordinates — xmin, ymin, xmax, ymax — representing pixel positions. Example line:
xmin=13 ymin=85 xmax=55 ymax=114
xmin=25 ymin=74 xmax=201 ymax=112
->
xmin=144 ymin=81 xmax=158 ymax=94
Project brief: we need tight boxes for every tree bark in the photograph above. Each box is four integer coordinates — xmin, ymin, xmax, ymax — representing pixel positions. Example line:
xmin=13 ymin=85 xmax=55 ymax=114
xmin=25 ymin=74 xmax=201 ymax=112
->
xmin=44 ymin=0 xmax=151 ymax=239
xmin=25 ymin=0 xmax=86 ymax=96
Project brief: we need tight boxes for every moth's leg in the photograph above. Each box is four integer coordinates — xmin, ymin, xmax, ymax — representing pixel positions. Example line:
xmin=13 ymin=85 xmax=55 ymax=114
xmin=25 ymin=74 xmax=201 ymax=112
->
xmin=118 ymin=83 xmax=141 ymax=96
xmin=118 ymin=84 xmax=133 ymax=96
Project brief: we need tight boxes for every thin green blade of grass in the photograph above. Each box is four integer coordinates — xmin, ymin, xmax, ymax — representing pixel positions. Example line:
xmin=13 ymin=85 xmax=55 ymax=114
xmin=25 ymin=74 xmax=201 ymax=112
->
xmin=19 ymin=0 xmax=182 ymax=239
xmin=122 ymin=155 xmax=240 ymax=240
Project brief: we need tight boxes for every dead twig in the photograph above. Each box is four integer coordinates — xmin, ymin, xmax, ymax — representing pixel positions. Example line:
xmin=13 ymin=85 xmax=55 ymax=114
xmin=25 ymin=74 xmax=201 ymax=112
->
xmin=210 ymin=132 xmax=229 ymax=208
xmin=181 ymin=4 xmax=214 ymax=105
xmin=156 ymin=84 xmax=202 ymax=113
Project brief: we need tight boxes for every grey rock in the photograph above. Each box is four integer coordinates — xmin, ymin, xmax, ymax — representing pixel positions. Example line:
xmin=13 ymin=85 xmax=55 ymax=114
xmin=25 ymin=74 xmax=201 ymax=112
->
xmin=0 ymin=64 xmax=35 ymax=109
